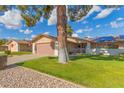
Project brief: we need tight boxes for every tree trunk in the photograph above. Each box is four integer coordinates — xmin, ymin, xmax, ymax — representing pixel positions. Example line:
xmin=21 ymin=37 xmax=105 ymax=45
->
xmin=57 ymin=5 xmax=69 ymax=63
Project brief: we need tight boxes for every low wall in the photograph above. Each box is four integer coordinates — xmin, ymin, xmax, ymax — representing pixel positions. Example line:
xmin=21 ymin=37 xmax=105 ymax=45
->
xmin=0 ymin=55 xmax=7 ymax=69
xmin=91 ymin=48 xmax=124 ymax=55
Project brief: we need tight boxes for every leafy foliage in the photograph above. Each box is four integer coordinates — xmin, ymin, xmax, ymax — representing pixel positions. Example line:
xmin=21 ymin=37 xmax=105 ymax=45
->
xmin=0 ymin=39 xmax=8 ymax=46
xmin=66 ymin=24 xmax=73 ymax=36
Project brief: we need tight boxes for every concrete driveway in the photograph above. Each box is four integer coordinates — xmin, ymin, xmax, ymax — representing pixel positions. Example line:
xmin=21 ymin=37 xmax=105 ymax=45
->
xmin=7 ymin=54 xmax=42 ymax=65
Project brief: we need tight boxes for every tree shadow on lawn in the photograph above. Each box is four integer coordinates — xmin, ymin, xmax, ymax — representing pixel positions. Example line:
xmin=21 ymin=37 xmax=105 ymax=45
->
xmin=70 ymin=54 xmax=124 ymax=62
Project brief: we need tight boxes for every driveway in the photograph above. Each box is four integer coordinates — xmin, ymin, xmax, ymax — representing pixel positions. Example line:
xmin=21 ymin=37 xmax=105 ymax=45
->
xmin=7 ymin=54 xmax=42 ymax=65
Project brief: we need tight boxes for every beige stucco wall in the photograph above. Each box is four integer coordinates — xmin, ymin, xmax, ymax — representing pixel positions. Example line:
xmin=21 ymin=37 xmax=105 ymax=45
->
xmin=35 ymin=37 xmax=52 ymax=43
xmin=33 ymin=37 xmax=56 ymax=56
xmin=8 ymin=41 xmax=18 ymax=52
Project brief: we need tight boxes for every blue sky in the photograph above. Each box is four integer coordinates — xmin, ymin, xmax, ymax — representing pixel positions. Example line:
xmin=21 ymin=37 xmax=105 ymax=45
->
xmin=0 ymin=5 xmax=124 ymax=40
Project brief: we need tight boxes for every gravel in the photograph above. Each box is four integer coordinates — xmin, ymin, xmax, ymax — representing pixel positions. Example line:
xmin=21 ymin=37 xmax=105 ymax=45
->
xmin=0 ymin=65 xmax=82 ymax=88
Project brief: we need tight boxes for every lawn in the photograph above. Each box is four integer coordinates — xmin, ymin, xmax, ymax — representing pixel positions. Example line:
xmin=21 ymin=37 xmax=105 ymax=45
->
xmin=17 ymin=54 xmax=124 ymax=88
xmin=11 ymin=52 xmax=32 ymax=56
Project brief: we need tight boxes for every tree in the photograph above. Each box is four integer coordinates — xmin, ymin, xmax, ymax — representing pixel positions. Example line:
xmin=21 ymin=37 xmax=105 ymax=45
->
xmin=66 ymin=24 xmax=73 ymax=37
xmin=0 ymin=5 xmax=120 ymax=63
xmin=0 ymin=39 xmax=8 ymax=46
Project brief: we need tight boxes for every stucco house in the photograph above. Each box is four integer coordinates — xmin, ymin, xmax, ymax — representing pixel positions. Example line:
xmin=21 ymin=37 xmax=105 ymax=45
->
xmin=91 ymin=36 xmax=124 ymax=55
xmin=32 ymin=34 xmax=93 ymax=56
xmin=6 ymin=40 xmax=32 ymax=52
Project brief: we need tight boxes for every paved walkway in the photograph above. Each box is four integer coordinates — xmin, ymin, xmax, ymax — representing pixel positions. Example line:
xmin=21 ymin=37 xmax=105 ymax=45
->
xmin=0 ymin=55 xmax=82 ymax=88
xmin=7 ymin=54 xmax=42 ymax=65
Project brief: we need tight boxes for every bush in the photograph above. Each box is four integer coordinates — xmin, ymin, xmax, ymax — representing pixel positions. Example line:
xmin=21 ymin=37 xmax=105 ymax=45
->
xmin=4 ymin=50 xmax=11 ymax=55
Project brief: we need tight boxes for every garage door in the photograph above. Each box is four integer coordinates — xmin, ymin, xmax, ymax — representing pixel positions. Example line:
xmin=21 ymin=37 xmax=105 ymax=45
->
xmin=36 ymin=43 xmax=54 ymax=56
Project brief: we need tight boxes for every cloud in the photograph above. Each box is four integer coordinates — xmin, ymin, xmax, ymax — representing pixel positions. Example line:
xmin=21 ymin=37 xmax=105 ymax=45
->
xmin=94 ymin=8 xmax=115 ymax=19
xmin=82 ymin=20 xmax=88 ymax=24
xmin=76 ymin=29 xmax=83 ymax=33
xmin=76 ymin=27 xmax=93 ymax=33
xmin=116 ymin=17 xmax=124 ymax=21
xmin=77 ymin=5 xmax=102 ymax=22
xmin=0 ymin=9 xmax=22 ymax=29
xmin=40 ymin=17 xmax=44 ymax=22
xmin=96 ymin=24 xmax=101 ymax=28
xmin=7 ymin=36 xmax=18 ymax=40
xmin=110 ymin=21 xmax=124 ymax=28
xmin=20 ymin=29 xmax=32 ymax=34
xmin=43 ymin=31 xmax=49 ymax=35
xmin=48 ymin=8 xmax=57 ymax=25
xmin=72 ymin=33 xmax=79 ymax=37
xmin=19 ymin=29 xmax=24 ymax=33
xmin=24 ymin=29 xmax=32 ymax=34
xmin=31 ymin=34 xmax=36 ymax=38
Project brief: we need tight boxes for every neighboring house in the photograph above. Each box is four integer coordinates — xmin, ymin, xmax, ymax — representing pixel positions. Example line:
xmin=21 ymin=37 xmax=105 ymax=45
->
xmin=32 ymin=34 xmax=93 ymax=56
xmin=6 ymin=40 xmax=32 ymax=52
xmin=0 ymin=45 xmax=8 ymax=51
xmin=91 ymin=35 xmax=124 ymax=55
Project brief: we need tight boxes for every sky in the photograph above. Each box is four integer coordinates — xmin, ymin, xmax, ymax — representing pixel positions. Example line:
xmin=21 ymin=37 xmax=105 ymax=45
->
xmin=0 ymin=5 xmax=124 ymax=40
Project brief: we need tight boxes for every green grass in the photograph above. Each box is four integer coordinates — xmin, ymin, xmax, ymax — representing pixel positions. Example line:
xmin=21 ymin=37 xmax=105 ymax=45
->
xmin=17 ymin=54 xmax=124 ymax=88
xmin=10 ymin=52 xmax=32 ymax=56
xmin=0 ymin=51 xmax=5 ymax=55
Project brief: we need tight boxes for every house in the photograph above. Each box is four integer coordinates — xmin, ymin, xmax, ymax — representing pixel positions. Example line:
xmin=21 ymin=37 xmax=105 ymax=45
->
xmin=0 ymin=45 xmax=8 ymax=51
xmin=91 ymin=35 xmax=124 ymax=55
xmin=6 ymin=40 xmax=32 ymax=52
xmin=32 ymin=34 xmax=93 ymax=56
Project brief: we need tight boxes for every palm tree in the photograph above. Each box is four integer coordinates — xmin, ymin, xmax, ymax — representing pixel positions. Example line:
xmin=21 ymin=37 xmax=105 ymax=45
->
xmin=0 ymin=5 xmax=119 ymax=63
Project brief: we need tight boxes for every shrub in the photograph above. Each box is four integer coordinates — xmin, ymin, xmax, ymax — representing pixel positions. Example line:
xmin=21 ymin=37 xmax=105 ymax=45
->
xmin=4 ymin=50 xmax=11 ymax=55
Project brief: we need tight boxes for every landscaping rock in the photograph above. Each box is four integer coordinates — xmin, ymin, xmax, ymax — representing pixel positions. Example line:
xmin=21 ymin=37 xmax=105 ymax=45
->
xmin=0 ymin=66 xmax=82 ymax=88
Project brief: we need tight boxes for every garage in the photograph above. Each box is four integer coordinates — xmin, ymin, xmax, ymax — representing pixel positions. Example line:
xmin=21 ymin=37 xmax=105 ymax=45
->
xmin=36 ymin=43 xmax=54 ymax=56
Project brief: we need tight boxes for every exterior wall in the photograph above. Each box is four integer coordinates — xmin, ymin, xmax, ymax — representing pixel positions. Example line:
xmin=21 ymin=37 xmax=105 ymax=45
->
xmin=116 ymin=42 xmax=124 ymax=49
xmin=8 ymin=41 xmax=18 ymax=52
xmin=33 ymin=37 xmax=55 ymax=56
xmin=19 ymin=44 xmax=32 ymax=52
xmin=91 ymin=48 xmax=124 ymax=55
xmin=67 ymin=42 xmax=78 ymax=54
xmin=35 ymin=37 xmax=52 ymax=43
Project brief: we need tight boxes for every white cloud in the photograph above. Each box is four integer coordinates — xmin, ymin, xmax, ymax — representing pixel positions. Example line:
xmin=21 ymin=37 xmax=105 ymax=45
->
xmin=76 ymin=29 xmax=83 ymax=33
xmin=94 ymin=8 xmax=115 ymax=19
xmin=116 ymin=17 xmax=124 ymax=21
xmin=48 ymin=8 xmax=57 ymax=25
xmin=110 ymin=21 xmax=124 ymax=28
xmin=19 ymin=29 xmax=32 ymax=34
xmin=110 ymin=21 xmax=118 ymax=28
xmin=43 ymin=31 xmax=49 ymax=35
xmin=77 ymin=5 xmax=102 ymax=22
xmin=96 ymin=24 xmax=101 ymax=28
xmin=24 ymin=29 xmax=32 ymax=34
xmin=82 ymin=20 xmax=88 ymax=24
xmin=72 ymin=33 xmax=79 ymax=37
xmin=40 ymin=17 xmax=44 ymax=22
xmin=76 ymin=27 xmax=93 ymax=33
xmin=31 ymin=34 xmax=36 ymax=38
xmin=7 ymin=36 xmax=18 ymax=40
xmin=0 ymin=9 xmax=22 ymax=29
xmin=19 ymin=29 xmax=24 ymax=33
xmin=83 ymin=28 xmax=93 ymax=32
